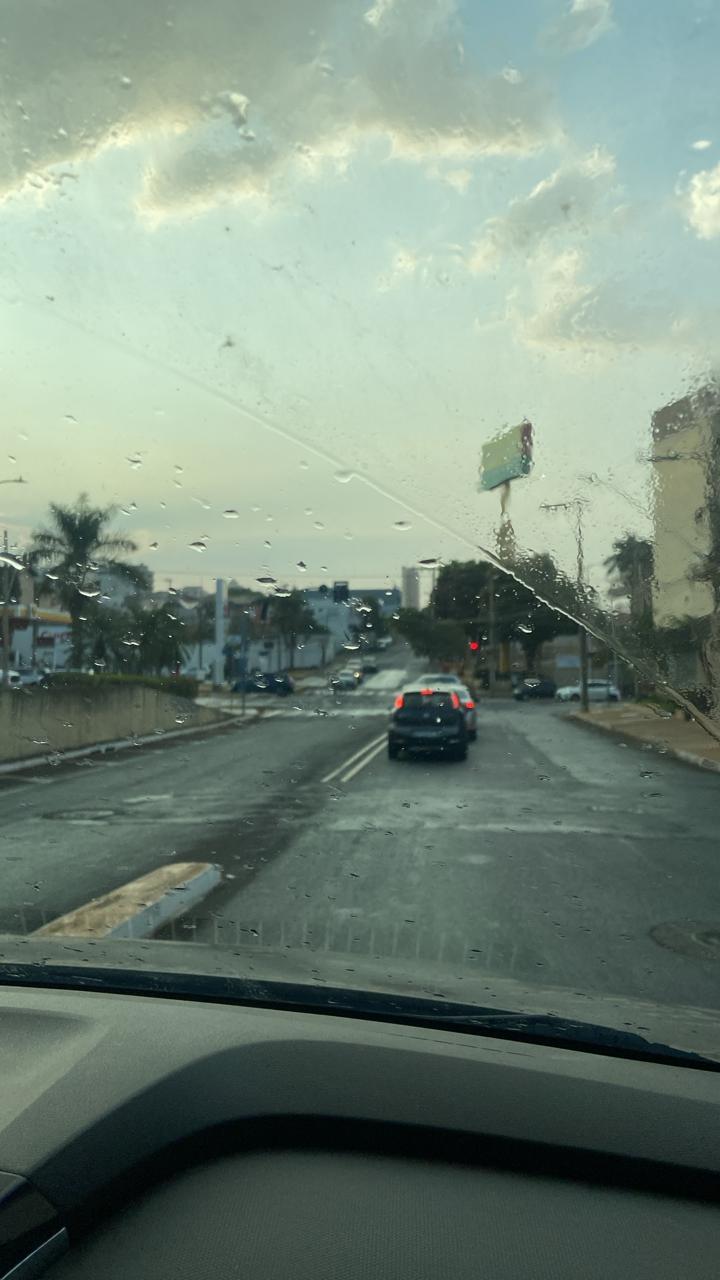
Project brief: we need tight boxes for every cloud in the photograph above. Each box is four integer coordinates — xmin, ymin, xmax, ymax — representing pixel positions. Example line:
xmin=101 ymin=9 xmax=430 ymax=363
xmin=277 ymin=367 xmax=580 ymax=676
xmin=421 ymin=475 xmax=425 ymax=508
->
xmin=691 ymin=139 xmax=712 ymax=151
xmin=509 ymin=248 xmax=703 ymax=352
xmin=682 ymin=161 xmax=720 ymax=239
xmin=540 ymin=0 xmax=614 ymax=55
xmin=469 ymin=148 xmax=616 ymax=271
xmin=0 ymin=0 xmax=559 ymax=217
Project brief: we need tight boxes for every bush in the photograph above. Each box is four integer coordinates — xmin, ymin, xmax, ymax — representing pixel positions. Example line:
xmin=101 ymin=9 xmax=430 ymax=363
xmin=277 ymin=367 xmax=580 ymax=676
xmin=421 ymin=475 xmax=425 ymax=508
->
xmin=40 ymin=673 xmax=199 ymax=700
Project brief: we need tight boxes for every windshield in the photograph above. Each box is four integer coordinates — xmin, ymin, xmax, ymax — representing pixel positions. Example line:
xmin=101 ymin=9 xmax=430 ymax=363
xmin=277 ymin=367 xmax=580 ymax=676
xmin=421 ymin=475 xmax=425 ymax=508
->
xmin=1 ymin=0 xmax=719 ymax=1061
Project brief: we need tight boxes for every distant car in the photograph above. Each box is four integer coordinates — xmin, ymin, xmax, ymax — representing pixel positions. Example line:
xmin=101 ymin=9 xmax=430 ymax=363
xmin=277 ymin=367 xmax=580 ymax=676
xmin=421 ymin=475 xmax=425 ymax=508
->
xmin=388 ymin=686 xmax=468 ymax=760
xmin=556 ymin=679 xmax=620 ymax=703
xmin=18 ymin=669 xmax=51 ymax=687
xmin=455 ymin=684 xmax=478 ymax=740
xmin=417 ymin=672 xmax=462 ymax=687
xmin=330 ymin=668 xmax=360 ymax=691
xmin=232 ymin=671 xmax=295 ymax=697
xmin=513 ymin=677 xmax=557 ymax=702
xmin=270 ymin=671 xmax=295 ymax=697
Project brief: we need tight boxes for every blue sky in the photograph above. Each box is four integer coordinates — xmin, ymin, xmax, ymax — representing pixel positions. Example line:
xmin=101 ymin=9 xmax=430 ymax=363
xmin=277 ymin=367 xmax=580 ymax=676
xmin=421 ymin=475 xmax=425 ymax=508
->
xmin=1 ymin=0 xmax=718 ymax=596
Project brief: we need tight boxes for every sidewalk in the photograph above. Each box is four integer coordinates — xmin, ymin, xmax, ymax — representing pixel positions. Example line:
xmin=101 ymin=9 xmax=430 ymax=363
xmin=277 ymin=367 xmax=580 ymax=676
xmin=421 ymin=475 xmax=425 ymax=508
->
xmin=571 ymin=703 xmax=720 ymax=774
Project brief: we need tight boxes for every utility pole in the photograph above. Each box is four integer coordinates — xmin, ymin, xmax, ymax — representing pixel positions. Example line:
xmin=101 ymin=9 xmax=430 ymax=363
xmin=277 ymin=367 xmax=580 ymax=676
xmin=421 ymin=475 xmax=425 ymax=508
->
xmin=213 ymin=578 xmax=225 ymax=690
xmin=540 ymin=499 xmax=590 ymax=712
xmin=487 ymin=566 xmax=497 ymax=695
xmin=1 ymin=531 xmax=11 ymax=689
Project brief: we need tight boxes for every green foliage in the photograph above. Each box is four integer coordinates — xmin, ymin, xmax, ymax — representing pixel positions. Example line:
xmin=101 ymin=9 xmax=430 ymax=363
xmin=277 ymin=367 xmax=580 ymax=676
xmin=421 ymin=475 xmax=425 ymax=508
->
xmin=395 ymin=609 xmax=467 ymax=663
xmin=41 ymin=673 xmax=199 ymax=699
xmin=269 ymin=590 xmax=318 ymax=663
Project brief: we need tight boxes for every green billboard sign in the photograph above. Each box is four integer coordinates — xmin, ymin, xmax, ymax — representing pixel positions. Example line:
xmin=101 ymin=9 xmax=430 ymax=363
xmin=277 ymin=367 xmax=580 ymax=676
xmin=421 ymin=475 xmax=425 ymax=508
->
xmin=479 ymin=421 xmax=534 ymax=492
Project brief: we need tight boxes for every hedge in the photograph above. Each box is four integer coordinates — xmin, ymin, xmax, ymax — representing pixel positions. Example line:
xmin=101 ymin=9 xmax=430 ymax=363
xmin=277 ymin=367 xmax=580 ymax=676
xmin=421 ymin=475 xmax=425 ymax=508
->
xmin=39 ymin=673 xmax=199 ymax=700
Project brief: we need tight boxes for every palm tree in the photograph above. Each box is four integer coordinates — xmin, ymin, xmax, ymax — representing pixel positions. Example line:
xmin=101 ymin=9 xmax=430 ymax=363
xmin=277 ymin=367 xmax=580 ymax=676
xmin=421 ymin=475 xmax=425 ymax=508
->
xmin=604 ymin=535 xmax=654 ymax=622
xmin=31 ymin=495 xmax=151 ymax=669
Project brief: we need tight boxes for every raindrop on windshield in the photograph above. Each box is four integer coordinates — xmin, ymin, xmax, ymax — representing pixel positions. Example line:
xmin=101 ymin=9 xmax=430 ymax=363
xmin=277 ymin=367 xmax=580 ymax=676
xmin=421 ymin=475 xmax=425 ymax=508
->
xmin=119 ymin=75 xmax=132 ymax=88
xmin=313 ymin=520 xmax=325 ymax=530
xmin=149 ymin=542 xmax=159 ymax=551
xmin=417 ymin=556 xmax=441 ymax=568
xmin=0 ymin=553 xmax=24 ymax=571
xmin=64 ymin=414 xmax=77 ymax=424
xmin=394 ymin=520 xmax=411 ymax=532
xmin=188 ymin=541 xmax=207 ymax=553
xmin=297 ymin=561 xmax=307 ymax=572
xmin=334 ymin=470 xmax=355 ymax=484
xmin=126 ymin=455 xmax=142 ymax=469
xmin=222 ymin=509 xmax=239 ymax=519
xmin=122 ymin=638 xmax=140 ymax=648
xmin=77 ymin=588 xmax=101 ymax=599
xmin=517 ymin=623 xmax=533 ymax=634
xmin=299 ymin=460 xmax=309 ymax=470
xmin=257 ymin=575 xmax=277 ymax=585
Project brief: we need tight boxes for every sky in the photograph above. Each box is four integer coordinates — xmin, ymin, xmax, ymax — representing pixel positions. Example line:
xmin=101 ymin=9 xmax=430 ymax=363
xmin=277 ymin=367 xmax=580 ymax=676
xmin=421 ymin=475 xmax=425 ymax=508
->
xmin=1 ymin=0 xmax=719 ymax=599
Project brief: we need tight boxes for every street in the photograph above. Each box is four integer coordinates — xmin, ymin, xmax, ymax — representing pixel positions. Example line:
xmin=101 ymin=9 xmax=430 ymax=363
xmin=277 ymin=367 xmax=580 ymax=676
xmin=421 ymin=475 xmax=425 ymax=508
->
xmin=1 ymin=650 xmax=719 ymax=1013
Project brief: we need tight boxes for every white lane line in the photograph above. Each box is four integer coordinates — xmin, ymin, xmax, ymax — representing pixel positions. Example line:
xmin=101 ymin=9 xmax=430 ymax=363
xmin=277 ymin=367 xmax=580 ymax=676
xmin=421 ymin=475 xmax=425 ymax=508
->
xmin=339 ymin=738 xmax=387 ymax=784
xmin=321 ymin=732 xmax=386 ymax=784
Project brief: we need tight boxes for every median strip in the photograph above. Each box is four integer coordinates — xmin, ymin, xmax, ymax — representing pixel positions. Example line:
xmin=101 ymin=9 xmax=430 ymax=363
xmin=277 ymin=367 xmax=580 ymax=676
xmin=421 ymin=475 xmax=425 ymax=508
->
xmin=35 ymin=861 xmax=222 ymax=940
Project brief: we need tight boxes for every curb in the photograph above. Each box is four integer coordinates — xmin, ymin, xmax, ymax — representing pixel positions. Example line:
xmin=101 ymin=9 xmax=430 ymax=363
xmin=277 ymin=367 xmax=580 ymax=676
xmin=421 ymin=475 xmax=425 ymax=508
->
xmin=569 ymin=712 xmax=720 ymax=775
xmin=0 ymin=710 xmax=259 ymax=777
xmin=35 ymin=862 xmax=223 ymax=940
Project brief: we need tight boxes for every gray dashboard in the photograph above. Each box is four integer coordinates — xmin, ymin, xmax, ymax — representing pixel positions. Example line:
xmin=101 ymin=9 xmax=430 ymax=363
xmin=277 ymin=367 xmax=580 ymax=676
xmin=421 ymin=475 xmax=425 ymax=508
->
xmin=0 ymin=981 xmax=718 ymax=1277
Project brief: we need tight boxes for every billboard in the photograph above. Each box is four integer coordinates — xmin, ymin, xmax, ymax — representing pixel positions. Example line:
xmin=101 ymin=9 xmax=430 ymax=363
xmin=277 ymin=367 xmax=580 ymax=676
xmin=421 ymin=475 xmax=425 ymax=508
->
xmin=479 ymin=420 xmax=533 ymax=492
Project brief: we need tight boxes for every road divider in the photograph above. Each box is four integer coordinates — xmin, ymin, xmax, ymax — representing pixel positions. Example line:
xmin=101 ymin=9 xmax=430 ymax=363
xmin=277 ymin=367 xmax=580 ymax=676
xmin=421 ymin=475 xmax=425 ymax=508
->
xmin=35 ymin=861 xmax=222 ymax=940
xmin=322 ymin=732 xmax=386 ymax=785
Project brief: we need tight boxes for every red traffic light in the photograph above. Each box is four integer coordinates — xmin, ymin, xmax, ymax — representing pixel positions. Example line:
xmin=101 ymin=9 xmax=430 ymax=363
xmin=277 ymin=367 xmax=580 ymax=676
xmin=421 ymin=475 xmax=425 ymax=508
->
xmin=468 ymin=640 xmax=479 ymax=651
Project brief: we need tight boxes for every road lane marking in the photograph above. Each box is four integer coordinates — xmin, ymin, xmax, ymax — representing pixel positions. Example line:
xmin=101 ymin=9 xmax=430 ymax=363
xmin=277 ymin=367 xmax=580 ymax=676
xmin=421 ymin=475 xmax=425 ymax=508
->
xmin=321 ymin=733 xmax=386 ymax=784
xmin=339 ymin=739 xmax=388 ymax=783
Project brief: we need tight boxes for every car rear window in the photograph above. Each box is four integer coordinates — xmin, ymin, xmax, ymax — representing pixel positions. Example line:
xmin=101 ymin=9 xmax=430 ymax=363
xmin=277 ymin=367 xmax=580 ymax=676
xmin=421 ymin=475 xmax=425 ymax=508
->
xmin=402 ymin=692 xmax=456 ymax=709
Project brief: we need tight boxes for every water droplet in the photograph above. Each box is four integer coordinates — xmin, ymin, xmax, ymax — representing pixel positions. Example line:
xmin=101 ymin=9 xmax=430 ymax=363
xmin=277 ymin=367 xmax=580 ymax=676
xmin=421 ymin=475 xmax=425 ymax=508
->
xmin=304 ymin=508 xmax=313 ymax=516
xmin=517 ymin=623 xmax=533 ymax=634
xmin=77 ymin=588 xmax=100 ymax=599
xmin=274 ymin=587 xmax=291 ymax=597
xmin=334 ymin=470 xmax=355 ymax=484
xmin=320 ymin=564 xmax=329 ymax=572
xmin=313 ymin=521 xmax=325 ymax=530
xmin=149 ymin=541 xmax=159 ymax=551
xmin=119 ymin=75 xmax=133 ymax=88
xmin=0 ymin=553 xmax=24 ymax=571
xmin=417 ymin=556 xmax=441 ymax=568
xmin=44 ymin=571 xmax=59 ymax=581
xmin=343 ymin=532 xmax=353 ymax=541
xmin=122 ymin=638 xmax=140 ymax=648
xmin=297 ymin=561 xmax=307 ymax=572
xmin=343 ymin=642 xmax=360 ymax=650
xmin=188 ymin=541 xmax=207 ymax=553
xmin=64 ymin=414 xmax=77 ymax=424
xmin=299 ymin=460 xmax=309 ymax=470
xmin=250 ymin=505 xmax=260 ymax=513
xmin=126 ymin=454 xmax=142 ymax=469
xmin=222 ymin=509 xmax=239 ymax=519
xmin=394 ymin=520 xmax=411 ymax=532
xmin=257 ymin=575 xmax=277 ymax=585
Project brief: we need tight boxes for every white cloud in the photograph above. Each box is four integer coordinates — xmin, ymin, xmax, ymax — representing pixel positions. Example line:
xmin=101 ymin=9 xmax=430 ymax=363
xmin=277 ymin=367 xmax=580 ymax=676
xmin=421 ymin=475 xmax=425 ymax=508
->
xmin=509 ymin=248 xmax=703 ymax=353
xmin=683 ymin=162 xmax=720 ymax=239
xmin=469 ymin=147 xmax=616 ymax=271
xmin=541 ymin=0 xmax=614 ymax=55
xmin=691 ymin=139 xmax=712 ymax=151
xmin=0 ymin=0 xmax=559 ymax=217
xmin=376 ymin=248 xmax=422 ymax=291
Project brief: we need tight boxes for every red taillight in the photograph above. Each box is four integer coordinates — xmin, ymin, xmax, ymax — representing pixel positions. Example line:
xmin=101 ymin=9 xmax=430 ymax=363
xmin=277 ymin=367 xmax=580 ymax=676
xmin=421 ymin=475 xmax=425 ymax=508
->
xmin=420 ymin=687 xmax=434 ymax=695
xmin=450 ymin=691 xmax=460 ymax=708
xmin=464 ymin=699 xmax=475 ymax=709
xmin=394 ymin=694 xmax=404 ymax=709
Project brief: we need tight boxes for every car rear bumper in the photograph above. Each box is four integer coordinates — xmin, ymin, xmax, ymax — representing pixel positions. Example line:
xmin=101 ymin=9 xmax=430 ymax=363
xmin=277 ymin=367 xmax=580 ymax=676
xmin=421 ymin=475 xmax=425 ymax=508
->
xmin=389 ymin=729 xmax=465 ymax=751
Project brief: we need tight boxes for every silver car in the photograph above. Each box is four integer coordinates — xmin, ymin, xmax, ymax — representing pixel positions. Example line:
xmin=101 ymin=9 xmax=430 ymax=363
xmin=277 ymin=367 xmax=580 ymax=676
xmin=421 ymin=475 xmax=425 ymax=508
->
xmin=556 ymin=679 xmax=621 ymax=703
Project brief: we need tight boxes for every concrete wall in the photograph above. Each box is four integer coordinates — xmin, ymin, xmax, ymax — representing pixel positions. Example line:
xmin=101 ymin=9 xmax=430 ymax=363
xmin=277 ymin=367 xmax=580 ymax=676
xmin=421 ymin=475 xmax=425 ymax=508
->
xmin=0 ymin=684 xmax=225 ymax=763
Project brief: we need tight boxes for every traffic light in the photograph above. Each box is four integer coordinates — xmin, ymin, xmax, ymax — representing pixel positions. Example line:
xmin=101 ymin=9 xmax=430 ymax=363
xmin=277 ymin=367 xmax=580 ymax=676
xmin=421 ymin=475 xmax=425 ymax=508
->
xmin=468 ymin=640 xmax=479 ymax=651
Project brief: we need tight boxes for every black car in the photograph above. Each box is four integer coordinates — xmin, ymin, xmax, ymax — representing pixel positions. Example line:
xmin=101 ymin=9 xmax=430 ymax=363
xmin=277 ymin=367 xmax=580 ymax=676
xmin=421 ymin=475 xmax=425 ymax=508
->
xmin=232 ymin=671 xmax=294 ymax=696
xmin=513 ymin=677 xmax=557 ymax=701
xmin=388 ymin=688 xmax=468 ymax=760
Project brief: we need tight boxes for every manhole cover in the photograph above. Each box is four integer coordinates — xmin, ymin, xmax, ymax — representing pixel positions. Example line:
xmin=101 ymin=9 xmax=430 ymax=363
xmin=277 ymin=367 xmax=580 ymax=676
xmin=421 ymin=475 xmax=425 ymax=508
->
xmin=650 ymin=922 xmax=720 ymax=961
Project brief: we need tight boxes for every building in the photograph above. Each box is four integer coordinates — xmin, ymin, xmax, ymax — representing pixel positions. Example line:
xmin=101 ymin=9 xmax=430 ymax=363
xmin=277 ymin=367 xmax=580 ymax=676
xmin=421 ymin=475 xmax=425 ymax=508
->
xmin=401 ymin=567 xmax=422 ymax=610
xmin=651 ymin=387 xmax=718 ymax=628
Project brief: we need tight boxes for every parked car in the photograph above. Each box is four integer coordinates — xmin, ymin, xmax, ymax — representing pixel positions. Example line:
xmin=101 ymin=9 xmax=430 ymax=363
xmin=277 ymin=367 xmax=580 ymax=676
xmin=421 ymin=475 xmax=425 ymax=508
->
xmin=232 ymin=671 xmax=295 ymax=696
xmin=513 ymin=677 xmax=557 ymax=701
xmin=556 ymin=679 xmax=621 ymax=703
xmin=388 ymin=686 xmax=468 ymax=760
xmin=330 ymin=668 xmax=360 ymax=692
xmin=361 ymin=658 xmax=379 ymax=676
xmin=455 ymin=684 xmax=478 ymax=740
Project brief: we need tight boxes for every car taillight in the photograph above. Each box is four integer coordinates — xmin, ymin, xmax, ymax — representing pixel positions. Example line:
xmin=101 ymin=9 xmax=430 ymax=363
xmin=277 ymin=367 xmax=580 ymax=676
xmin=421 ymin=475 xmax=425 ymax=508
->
xmin=450 ymin=691 xmax=460 ymax=708
xmin=420 ymin=687 xmax=434 ymax=695
xmin=464 ymin=699 xmax=475 ymax=709
xmin=394 ymin=694 xmax=404 ymax=709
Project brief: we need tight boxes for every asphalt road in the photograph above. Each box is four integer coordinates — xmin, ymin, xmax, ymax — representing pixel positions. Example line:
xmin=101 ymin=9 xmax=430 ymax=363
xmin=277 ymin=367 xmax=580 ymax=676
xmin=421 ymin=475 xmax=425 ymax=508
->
xmin=1 ymin=650 xmax=719 ymax=1013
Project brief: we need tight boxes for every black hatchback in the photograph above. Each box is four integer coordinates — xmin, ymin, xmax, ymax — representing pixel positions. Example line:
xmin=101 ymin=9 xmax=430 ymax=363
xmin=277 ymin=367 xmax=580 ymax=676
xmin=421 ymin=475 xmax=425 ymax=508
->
xmin=388 ymin=688 xmax=468 ymax=760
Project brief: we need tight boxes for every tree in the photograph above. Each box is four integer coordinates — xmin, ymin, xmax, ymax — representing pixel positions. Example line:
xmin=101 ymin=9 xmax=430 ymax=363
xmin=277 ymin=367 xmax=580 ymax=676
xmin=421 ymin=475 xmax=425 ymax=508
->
xmin=604 ymin=535 xmax=654 ymax=622
xmin=350 ymin=596 xmax=388 ymax=647
xmin=127 ymin=604 xmax=187 ymax=676
xmin=395 ymin=609 xmax=467 ymax=665
xmin=83 ymin=604 xmax=132 ymax=674
xmin=31 ymin=495 xmax=150 ymax=668
xmin=269 ymin=590 xmax=317 ymax=667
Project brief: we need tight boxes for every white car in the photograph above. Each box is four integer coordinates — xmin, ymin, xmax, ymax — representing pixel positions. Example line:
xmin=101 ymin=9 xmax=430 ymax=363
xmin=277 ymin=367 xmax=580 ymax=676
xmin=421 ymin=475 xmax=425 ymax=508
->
xmin=556 ymin=679 xmax=620 ymax=703
xmin=417 ymin=672 xmax=462 ymax=687
xmin=455 ymin=684 xmax=478 ymax=740
xmin=330 ymin=668 xmax=360 ymax=691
